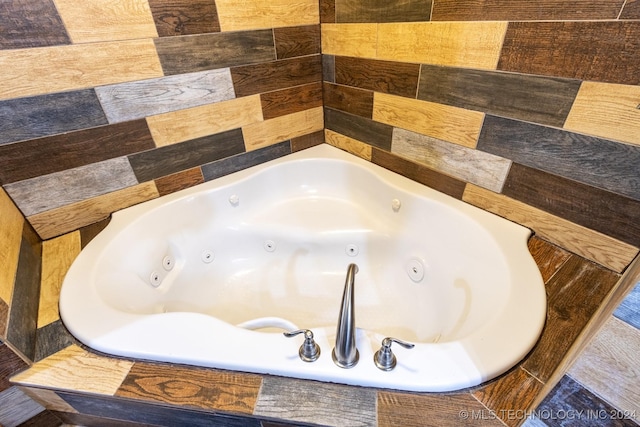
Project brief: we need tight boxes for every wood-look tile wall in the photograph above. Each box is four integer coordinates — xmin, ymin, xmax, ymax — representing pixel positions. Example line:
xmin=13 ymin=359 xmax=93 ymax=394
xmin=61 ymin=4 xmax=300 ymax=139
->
xmin=0 ymin=0 xmax=323 ymax=240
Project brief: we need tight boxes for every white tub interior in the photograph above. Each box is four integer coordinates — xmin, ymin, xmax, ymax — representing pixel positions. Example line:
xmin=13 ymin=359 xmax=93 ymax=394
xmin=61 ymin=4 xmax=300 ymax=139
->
xmin=60 ymin=143 xmax=546 ymax=392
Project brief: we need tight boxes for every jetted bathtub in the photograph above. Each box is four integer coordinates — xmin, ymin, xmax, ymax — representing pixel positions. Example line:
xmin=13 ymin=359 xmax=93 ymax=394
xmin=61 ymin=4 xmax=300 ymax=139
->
xmin=60 ymin=143 xmax=546 ymax=392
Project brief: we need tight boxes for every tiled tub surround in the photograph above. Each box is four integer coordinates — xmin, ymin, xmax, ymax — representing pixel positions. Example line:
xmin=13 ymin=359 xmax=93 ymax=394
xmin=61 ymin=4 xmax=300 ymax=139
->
xmin=0 ymin=0 xmax=639 ymax=425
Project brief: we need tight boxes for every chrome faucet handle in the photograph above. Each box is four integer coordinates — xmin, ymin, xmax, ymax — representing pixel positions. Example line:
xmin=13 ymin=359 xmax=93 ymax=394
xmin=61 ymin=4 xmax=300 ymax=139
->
xmin=374 ymin=337 xmax=415 ymax=371
xmin=284 ymin=329 xmax=321 ymax=362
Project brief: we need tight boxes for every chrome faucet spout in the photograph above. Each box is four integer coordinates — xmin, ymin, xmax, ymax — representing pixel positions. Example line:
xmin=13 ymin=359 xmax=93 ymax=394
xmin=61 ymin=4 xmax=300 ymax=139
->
xmin=332 ymin=263 xmax=359 ymax=368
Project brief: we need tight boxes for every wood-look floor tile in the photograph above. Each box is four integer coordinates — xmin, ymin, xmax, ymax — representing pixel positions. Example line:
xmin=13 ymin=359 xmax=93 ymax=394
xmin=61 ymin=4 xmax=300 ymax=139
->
xmin=54 ymin=0 xmax=158 ymax=43
xmin=27 ymin=181 xmax=159 ymax=240
xmin=378 ymin=391 xmax=503 ymax=427
xmin=20 ymin=387 xmax=77 ymax=413
xmin=149 ymin=0 xmax=220 ymax=37
xmin=243 ymin=107 xmax=324 ymax=151
xmin=614 ymin=282 xmax=640 ymax=329
xmin=621 ymin=0 xmax=640 ymax=19
xmin=392 ymin=128 xmax=511 ymax=193
xmin=321 ymin=23 xmax=378 ymax=58
xmin=216 ymin=0 xmax=318 ymax=31
xmin=527 ymin=237 xmax=571 ymax=283
xmin=522 ymin=256 xmax=620 ymax=383
xmin=0 ymin=386 xmax=44 ymax=427
xmin=0 ymin=0 xmax=70 ymax=49
xmin=0 ymin=188 xmax=24 ymax=305
xmin=116 ymin=362 xmax=261 ymax=414
xmin=473 ymin=368 xmax=544 ymax=427
xmin=324 ymin=129 xmax=373 ymax=160
xmin=462 ymin=184 xmax=638 ymax=273
xmin=34 ymin=320 xmax=76 ymax=363
xmin=0 ymin=343 xmax=29 ymax=391
xmin=11 ymin=345 xmax=133 ymax=395
xmin=39 ymin=232 xmax=81 ymax=328
xmin=568 ymin=316 xmax=640 ymax=417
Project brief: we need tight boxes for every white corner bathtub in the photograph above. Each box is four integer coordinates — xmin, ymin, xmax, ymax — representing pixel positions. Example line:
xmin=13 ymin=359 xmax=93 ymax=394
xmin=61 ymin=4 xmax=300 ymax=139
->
xmin=59 ymin=143 xmax=546 ymax=392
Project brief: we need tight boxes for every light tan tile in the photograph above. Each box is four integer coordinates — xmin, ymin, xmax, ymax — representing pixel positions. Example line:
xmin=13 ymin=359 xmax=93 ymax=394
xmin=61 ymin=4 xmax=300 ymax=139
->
xmin=321 ymin=24 xmax=378 ymax=58
xmin=11 ymin=345 xmax=133 ymax=395
xmin=564 ymin=81 xmax=640 ymax=146
xmin=0 ymin=40 xmax=164 ymax=101
xmin=38 ymin=232 xmax=81 ymax=328
xmin=462 ymin=184 xmax=638 ymax=273
xmin=28 ymin=182 xmax=159 ymax=240
xmin=569 ymin=316 xmax=640 ymax=417
xmin=0 ymin=188 xmax=24 ymax=305
xmin=146 ymin=95 xmax=263 ymax=147
xmin=54 ymin=0 xmax=158 ymax=43
xmin=378 ymin=22 xmax=507 ymax=69
xmin=373 ymin=92 xmax=484 ymax=148
xmin=216 ymin=0 xmax=318 ymax=31
xmin=242 ymin=107 xmax=324 ymax=151
xmin=324 ymin=129 xmax=372 ymax=160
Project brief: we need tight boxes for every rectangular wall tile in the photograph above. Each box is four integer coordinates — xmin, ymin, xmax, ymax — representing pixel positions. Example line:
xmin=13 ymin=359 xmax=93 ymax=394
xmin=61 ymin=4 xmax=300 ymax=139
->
xmin=569 ymin=316 xmax=640 ymax=417
xmin=5 ymin=157 xmax=139 ymax=217
xmin=335 ymin=0 xmax=432 ymax=23
xmin=324 ymin=129 xmax=373 ymax=160
xmin=392 ymin=128 xmax=511 ymax=193
xmin=146 ymin=95 xmax=263 ymax=146
xmin=621 ymin=0 xmax=640 ymax=19
xmin=0 ymin=39 xmax=164 ymax=101
xmin=215 ymin=0 xmax=319 ymax=31
xmin=432 ymin=0 xmax=626 ymax=21
xmin=201 ymin=141 xmax=291 ymax=181
xmin=96 ymin=69 xmax=235 ymax=123
xmin=463 ymin=184 xmax=638 ymax=273
xmin=116 ymin=362 xmax=261 ymax=413
xmin=231 ymin=55 xmax=322 ymax=98
xmin=373 ymin=92 xmax=484 ymax=148
xmin=324 ymin=108 xmax=393 ymax=150
xmin=371 ymin=148 xmax=467 ymax=200
xmin=417 ymin=65 xmax=581 ymax=128
xmin=0 ymin=188 xmax=25 ymax=309
xmin=0 ymin=344 xmax=29 ymax=391
xmin=154 ymin=30 xmax=275 ymax=76
xmin=0 ymin=0 xmax=70 ymax=49
xmin=129 ymin=128 xmax=245 ymax=182
xmin=34 ymin=319 xmax=76 ymax=362
xmin=502 ymin=163 xmax=640 ymax=248
xmin=0 ymin=120 xmax=155 ymax=184
xmin=527 ymin=236 xmax=572 ymax=284
xmin=148 ymin=0 xmax=220 ymax=36
xmin=614 ymin=283 xmax=640 ymax=329
xmin=0 ymin=90 xmax=108 ymax=145
xmin=335 ymin=56 xmax=420 ymax=99
xmin=521 ymin=256 xmax=620 ymax=382
xmin=38 ymin=232 xmax=81 ymax=328
xmin=154 ymin=167 xmax=204 ymax=197
xmin=323 ymin=83 xmax=374 ymax=119
xmin=242 ymin=107 xmax=324 ymax=151
xmin=260 ymin=82 xmax=323 ymax=120
xmin=321 ymin=0 xmax=336 ymax=23
xmin=54 ymin=0 xmax=158 ymax=43
xmin=477 ymin=116 xmax=640 ymax=201
xmin=290 ymin=130 xmax=324 ymax=152
xmin=498 ymin=22 xmax=640 ymax=85
xmin=27 ymin=182 xmax=159 ymax=240
xmin=564 ymin=82 xmax=640 ymax=146
xmin=377 ymin=22 xmax=508 ymax=70
xmin=321 ymin=23 xmax=378 ymax=58
xmin=274 ymin=25 xmax=321 ymax=59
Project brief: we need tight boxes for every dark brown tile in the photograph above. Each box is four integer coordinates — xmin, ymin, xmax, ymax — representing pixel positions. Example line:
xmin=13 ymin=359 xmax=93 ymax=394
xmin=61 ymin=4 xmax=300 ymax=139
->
xmin=478 ymin=116 xmax=640 ymax=202
xmin=0 ymin=298 xmax=8 ymax=339
xmin=522 ymin=256 xmax=620 ymax=382
xmin=0 ymin=120 xmax=155 ymax=185
xmin=621 ymin=0 xmax=640 ymax=19
xmin=201 ymin=141 xmax=291 ymax=181
xmin=472 ymin=368 xmax=544 ymax=427
xmin=335 ymin=0 xmax=432 ymax=23
xmin=335 ymin=56 xmax=420 ymax=98
xmin=231 ymin=55 xmax=322 ymax=98
xmin=498 ymin=21 xmax=640 ymax=85
xmin=372 ymin=147 xmax=466 ymax=199
xmin=324 ymin=107 xmax=393 ymax=150
xmin=502 ymin=163 xmax=640 ymax=248
xmin=0 ymin=0 xmax=70 ymax=49
xmin=155 ymin=167 xmax=205 ymax=197
xmin=128 ymin=128 xmax=245 ymax=182
xmin=291 ymin=130 xmax=324 ymax=152
xmin=527 ymin=236 xmax=571 ymax=283
xmin=0 ymin=343 xmax=29 ymax=391
xmin=260 ymin=82 xmax=323 ymax=120
xmin=155 ymin=30 xmax=275 ymax=75
xmin=274 ymin=25 xmax=320 ymax=59
xmin=378 ymin=391 xmax=503 ymax=427
xmin=323 ymin=82 xmax=374 ymax=119
xmin=432 ymin=0 xmax=625 ymax=21
xmin=417 ymin=65 xmax=581 ymax=127
xmin=79 ymin=218 xmax=111 ymax=248
xmin=0 ymin=90 xmax=108 ymax=145
xmin=148 ymin=0 xmax=220 ymax=36
xmin=116 ymin=362 xmax=262 ymax=414
xmin=320 ymin=0 xmax=336 ymax=23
